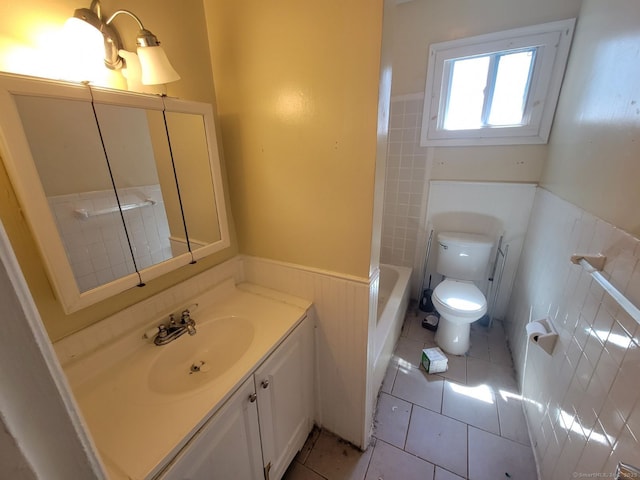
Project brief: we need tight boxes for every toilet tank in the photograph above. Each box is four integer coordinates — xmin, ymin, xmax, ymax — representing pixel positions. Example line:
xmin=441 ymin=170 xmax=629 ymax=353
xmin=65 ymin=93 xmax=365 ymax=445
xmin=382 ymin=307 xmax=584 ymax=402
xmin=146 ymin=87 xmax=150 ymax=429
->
xmin=436 ymin=232 xmax=494 ymax=281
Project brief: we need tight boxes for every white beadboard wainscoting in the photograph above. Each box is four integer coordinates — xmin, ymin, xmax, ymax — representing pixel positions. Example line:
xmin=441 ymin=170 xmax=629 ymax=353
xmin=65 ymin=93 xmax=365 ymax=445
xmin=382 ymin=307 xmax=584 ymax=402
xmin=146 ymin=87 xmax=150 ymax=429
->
xmin=241 ymin=255 xmax=378 ymax=449
xmin=506 ymin=187 xmax=640 ymax=478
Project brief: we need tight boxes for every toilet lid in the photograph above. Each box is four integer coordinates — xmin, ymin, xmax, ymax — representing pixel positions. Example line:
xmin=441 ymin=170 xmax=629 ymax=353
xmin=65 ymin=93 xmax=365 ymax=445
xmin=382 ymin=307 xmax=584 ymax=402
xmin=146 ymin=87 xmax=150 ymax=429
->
xmin=433 ymin=279 xmax=486 ymax=314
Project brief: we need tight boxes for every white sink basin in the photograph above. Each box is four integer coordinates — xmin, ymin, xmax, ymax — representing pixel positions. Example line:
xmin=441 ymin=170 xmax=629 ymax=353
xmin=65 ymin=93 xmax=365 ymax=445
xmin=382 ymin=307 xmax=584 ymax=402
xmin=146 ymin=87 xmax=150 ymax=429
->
xmin=148 ymin=316 xmax=255 ymax=395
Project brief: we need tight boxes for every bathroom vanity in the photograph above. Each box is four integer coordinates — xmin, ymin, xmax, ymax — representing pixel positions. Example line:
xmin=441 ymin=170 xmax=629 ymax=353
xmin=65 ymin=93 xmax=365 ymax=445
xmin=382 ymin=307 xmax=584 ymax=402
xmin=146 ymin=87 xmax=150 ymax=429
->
xmin=63 ymin=280 xmax=314 ymax=480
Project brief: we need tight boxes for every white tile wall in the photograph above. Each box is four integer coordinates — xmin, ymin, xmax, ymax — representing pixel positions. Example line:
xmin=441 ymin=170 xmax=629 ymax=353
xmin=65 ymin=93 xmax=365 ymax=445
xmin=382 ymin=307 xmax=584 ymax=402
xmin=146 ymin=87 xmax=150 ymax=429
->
xmin=48 ymin=185 xmax=172 ymax=291
xmin=119 ymin=185 xmax=173 ymax=271
xmin=382 ymin=94 xmax=430 ymax=271
xmin=506 ymin=187 xmax=640 ymax=478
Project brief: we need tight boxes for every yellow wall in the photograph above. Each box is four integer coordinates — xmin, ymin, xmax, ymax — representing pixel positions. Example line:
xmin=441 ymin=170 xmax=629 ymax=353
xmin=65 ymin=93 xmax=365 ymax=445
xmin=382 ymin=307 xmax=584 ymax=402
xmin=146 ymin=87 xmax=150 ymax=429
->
xmin=391 ymin=0 xmax=583 ymax=184
xmin=203 ymin=0 xmax=384 ymax=279
xmin=540 ymin=0 xmax=640 ymax=237
xmin=0 ymin=0 xmax=238 ymax=341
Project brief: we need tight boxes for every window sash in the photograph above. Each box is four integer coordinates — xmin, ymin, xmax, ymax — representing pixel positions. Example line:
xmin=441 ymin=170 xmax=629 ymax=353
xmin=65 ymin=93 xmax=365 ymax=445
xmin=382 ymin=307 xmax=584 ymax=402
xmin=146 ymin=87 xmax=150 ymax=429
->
xmin=420 ymin=19 xmax=575 ymax=146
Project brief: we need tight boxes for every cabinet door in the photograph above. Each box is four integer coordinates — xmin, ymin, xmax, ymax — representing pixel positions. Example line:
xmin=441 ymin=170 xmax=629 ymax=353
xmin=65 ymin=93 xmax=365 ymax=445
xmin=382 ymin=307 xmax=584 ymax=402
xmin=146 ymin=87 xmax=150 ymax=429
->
xmin=158 ymin=376 xmax=263 ymax=480
xmin=255 ymin=317 xmax=314 ymax=480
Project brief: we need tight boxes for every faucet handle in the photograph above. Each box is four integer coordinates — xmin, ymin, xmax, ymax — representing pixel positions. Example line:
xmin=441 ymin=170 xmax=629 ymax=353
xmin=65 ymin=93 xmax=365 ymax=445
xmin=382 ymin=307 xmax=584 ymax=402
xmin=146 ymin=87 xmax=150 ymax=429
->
xmin=181 ymin=309 xmax=195 ymax=324
xmin=181 ymin=308 xmax=196 ymax=334
xmin=157 ymin=324 xmax=168 ymax=338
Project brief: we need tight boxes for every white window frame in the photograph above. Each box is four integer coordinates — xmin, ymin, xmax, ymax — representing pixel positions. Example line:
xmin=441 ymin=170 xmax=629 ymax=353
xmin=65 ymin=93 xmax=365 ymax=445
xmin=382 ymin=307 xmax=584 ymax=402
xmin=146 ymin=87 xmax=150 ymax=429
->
xmin=420 ymin=18 xmax=576 ymax=147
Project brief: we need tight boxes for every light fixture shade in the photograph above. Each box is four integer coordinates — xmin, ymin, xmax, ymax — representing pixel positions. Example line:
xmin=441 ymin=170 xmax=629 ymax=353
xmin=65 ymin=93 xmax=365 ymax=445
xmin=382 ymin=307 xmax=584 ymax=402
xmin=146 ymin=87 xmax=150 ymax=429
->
xmin=137 ymin=45 xmax=180 ymax=85
xmin=64 ymin=16 xmax=104 ymax=45
xmin=61 ymin=16 xmax=107 ymax=81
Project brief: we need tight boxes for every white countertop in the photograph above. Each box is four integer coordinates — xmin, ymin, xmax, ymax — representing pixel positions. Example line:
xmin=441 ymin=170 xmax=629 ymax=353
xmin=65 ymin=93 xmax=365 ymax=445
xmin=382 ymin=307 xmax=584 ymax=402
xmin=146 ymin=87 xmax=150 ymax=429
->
xmin=65 ymin=280 xmax=310 ymax=480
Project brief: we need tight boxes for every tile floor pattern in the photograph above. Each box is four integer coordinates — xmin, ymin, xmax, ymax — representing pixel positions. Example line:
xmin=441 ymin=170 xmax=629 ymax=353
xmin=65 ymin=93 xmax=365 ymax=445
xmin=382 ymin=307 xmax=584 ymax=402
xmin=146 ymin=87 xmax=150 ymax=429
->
xmin=283 ymin=306 xmax=538 ymax=480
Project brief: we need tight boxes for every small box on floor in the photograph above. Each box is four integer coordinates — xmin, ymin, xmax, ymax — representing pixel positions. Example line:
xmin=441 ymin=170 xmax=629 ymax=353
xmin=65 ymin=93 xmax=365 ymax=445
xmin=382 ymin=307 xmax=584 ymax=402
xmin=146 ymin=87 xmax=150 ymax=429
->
xmin=421 ymin=347 xmax=448 ymax=374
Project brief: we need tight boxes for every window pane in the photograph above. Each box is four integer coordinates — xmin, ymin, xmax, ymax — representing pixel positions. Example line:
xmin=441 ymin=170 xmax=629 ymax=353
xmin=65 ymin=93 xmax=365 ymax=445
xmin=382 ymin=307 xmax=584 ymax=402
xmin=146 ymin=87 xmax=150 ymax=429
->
xmin=488 ymin=49 xmax=535 ymax=126
xmin=443 ymin=56 xmax=489 ymax=130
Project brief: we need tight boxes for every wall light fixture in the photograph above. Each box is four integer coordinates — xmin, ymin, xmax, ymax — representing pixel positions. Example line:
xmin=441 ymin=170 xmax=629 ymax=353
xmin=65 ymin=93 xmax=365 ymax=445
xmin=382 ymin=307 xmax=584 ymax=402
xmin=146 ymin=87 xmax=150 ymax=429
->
xmin=66 ymin=0 xmax=180 ymax=85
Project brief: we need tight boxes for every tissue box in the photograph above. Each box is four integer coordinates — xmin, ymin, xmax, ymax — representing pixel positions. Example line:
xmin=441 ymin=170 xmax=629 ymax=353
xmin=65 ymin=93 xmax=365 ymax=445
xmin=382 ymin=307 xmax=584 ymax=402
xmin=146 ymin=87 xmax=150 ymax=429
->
xmin=421 ymin=347 xmax=448 ymax=374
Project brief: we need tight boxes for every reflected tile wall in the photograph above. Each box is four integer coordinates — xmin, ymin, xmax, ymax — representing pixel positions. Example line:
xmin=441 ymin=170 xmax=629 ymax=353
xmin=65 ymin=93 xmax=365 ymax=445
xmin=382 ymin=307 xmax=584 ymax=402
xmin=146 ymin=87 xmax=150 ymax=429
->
xmin=506 ymin=187 xmax=640 ymax=478
xmin=48 ymin=185 xmax=171 ymax=291
xmin=381 ymin=94 xmax=429 ymax=269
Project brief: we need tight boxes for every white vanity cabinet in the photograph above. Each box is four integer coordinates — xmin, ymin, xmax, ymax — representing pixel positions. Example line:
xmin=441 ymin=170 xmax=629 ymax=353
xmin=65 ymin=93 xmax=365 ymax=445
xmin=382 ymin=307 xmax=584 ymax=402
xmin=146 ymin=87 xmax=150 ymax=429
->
xmin=255 ymin=314 xmax=314 ymax=480
xmin=157 ymin=316 xmax=313 ymax=480
xmin=157 ymin=376 xmax=264 ymax=480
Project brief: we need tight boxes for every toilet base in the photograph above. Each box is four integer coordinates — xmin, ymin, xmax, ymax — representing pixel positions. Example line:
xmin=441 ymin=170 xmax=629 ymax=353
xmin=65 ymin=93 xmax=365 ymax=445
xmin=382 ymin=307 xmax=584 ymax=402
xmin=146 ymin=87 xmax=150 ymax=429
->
xmin=435 ymin=318 xmax=471 ymax=355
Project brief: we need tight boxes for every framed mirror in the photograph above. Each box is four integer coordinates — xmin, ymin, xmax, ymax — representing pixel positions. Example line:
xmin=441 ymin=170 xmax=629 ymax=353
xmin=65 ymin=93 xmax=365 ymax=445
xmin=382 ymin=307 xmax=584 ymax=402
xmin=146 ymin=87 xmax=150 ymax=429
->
xmin=0 ymin=72 xmax=230 ymax=313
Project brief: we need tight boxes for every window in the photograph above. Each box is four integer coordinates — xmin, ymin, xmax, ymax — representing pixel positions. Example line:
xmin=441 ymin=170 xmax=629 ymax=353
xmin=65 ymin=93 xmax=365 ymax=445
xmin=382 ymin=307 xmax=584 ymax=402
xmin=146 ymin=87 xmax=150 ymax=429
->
xmin=420 ymin=19 xmax=575 ymax=147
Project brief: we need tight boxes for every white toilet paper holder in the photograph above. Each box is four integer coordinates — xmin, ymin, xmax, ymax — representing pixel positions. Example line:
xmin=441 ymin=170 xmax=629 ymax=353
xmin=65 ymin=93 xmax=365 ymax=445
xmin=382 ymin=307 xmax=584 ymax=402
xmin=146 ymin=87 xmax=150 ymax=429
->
xmin=527 ymin=318 xmax=558 ymax=355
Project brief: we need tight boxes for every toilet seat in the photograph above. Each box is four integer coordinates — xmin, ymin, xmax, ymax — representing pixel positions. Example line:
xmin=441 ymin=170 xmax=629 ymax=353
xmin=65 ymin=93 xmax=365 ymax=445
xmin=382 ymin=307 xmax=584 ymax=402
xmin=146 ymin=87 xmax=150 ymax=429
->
xmin=432 ymin=279 xmax=487 ymax=319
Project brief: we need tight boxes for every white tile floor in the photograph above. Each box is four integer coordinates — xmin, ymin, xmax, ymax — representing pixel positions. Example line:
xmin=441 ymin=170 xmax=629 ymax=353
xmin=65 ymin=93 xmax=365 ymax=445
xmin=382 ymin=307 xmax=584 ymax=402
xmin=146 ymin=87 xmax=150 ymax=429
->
xmin=283 ymin=306 xmax=538 ymax=480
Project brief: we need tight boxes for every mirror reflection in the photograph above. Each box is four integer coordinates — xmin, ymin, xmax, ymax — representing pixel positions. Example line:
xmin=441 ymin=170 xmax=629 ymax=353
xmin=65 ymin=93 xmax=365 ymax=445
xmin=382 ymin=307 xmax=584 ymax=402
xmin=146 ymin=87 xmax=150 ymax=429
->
xmin=14 ymin=94 xmax=138 ymax=292
xmin=165 ymin=111 xmax=221 ymax=254
xmin=92 ymin=103 xmax=188 ymax=272
xmin=12 ymin=94 xmax=225 ymax=294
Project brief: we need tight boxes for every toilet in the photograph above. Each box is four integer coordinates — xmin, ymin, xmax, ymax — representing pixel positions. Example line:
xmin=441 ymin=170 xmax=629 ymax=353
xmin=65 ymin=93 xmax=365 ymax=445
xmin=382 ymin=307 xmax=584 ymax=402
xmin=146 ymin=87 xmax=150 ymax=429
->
xmin=431 ymin=232 xmax=493 ymax=355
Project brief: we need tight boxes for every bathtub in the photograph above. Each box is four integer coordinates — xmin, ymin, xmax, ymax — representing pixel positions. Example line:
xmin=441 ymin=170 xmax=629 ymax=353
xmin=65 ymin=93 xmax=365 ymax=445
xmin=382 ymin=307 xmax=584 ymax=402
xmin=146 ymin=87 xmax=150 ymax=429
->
xmin=372 ymin=264 xmax=412 ymax=397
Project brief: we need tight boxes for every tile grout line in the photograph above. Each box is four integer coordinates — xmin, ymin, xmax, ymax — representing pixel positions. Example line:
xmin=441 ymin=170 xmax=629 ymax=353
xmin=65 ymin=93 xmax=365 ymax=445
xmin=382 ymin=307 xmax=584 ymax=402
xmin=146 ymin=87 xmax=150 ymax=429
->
xmin=360 ymin=439 xmax=375 ymax=480
xmin=402 ymin=403 xmax=414 ymax=451
xmin=396 ymin=374 xmax=501 ymax=440
xmin=467 ymin=420 xmax=471 ymax=479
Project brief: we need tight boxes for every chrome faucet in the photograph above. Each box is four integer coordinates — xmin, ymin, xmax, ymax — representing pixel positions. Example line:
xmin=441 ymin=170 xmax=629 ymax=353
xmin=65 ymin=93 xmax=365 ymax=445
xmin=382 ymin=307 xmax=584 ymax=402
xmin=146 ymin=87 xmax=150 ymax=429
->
xmin=153 ymin=309 xmax=197 ymax=346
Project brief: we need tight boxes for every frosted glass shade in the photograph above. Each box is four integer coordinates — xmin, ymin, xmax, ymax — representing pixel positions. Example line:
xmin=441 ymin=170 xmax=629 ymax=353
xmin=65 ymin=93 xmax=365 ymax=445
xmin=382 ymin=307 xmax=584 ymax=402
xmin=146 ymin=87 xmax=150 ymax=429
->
xmin=61 ymin=17 xmax=106 ymax=82
xmin=64 ymin=17 xmax=104 ymax=47
xmin=137 ymin=46 xmax=180 ymax=85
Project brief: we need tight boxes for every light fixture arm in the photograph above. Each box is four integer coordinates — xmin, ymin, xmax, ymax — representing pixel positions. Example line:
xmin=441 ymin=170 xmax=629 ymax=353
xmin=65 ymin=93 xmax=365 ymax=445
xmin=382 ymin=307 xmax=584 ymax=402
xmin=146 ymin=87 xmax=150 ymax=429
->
xmin=105 ymin=10 xmax=162 ymax=48
xmin=105 ymin=10 xmax=145 ymax=30
xmin=89 ymin=0 xmax=101 ymax=19
xmin=70 ymin=0 xmax=180 ymax=84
